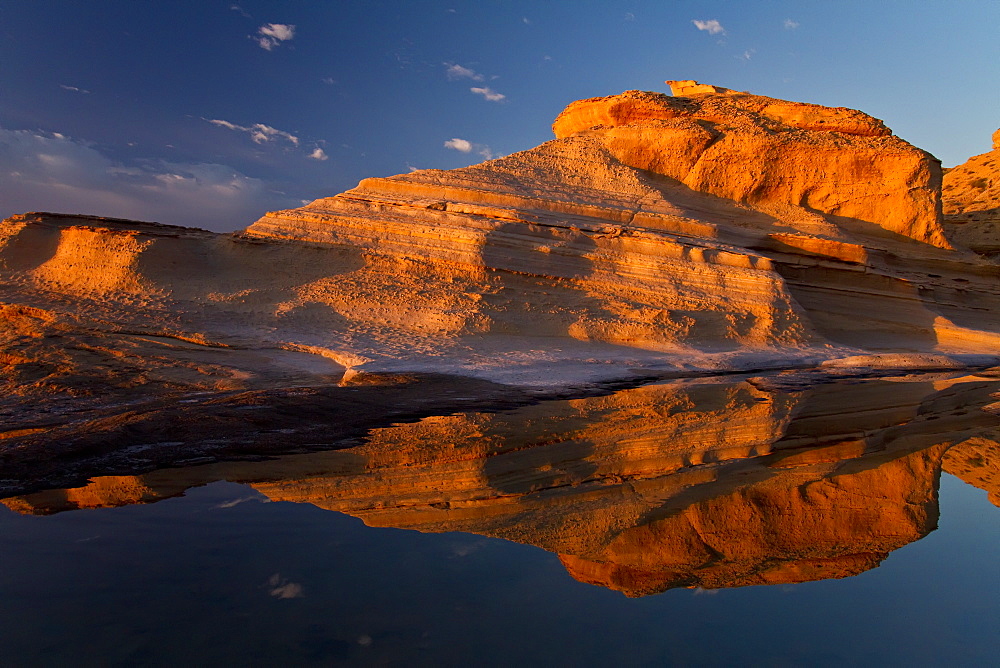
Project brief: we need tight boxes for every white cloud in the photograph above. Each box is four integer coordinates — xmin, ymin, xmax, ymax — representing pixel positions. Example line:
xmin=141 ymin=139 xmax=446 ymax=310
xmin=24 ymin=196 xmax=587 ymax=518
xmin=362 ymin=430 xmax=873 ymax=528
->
xmin=308 ymin=147 xmax=328 ymax=161
xmin=0 ymin=125 xmax=300 ymax=231
xmin=784 ymin=18 xmax=799 ymax=29
xmin=522 ymin=17 xmax=531 ymax=25
xmin=693 ymin=19 xmax=726 ymax=35
xmin=740 ymin=49 xmax=755 ymax=61
xmin=207 ymin=119 xmax=299 ymax=146
xmin=444 ymin=138 xmax=494 ymax=160
xmin=59 ymin=84 xmax=90 ymax=94
xmin=470 ymin=86 xmax=505 ymax=102
xmin=444 ymin=138 xmax=472 ymax=152
xmin=260 ymin=23 xmax=294 ymax=41
xmin=321 ymin=77 xmax=335 ymax=85
xmin=230 ymin=4 xmax=251 ymax=18
xmin=624 ymin=12 xmax=635 ymax=22
xmin=445 ymin=63 xmax=484 ymax=81
xmin=256 ymin=23 xmax=295 ymax=50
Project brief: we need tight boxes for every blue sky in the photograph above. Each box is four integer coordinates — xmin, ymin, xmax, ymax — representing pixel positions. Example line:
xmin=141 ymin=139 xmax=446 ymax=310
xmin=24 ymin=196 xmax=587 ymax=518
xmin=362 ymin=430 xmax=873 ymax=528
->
xmin=2 ymin=1 xmax=997 ymax=231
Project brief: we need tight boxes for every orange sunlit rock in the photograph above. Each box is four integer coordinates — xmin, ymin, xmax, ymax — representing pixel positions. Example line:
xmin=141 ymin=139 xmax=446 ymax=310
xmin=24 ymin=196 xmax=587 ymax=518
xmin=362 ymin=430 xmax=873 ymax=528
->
xmin=552 ymin=88 xmax=940 ymax=246
xmin=942 ymin=127 xmax=1000 ymax=254
xmin=4 ymin=85 xmax=1000 ymax=487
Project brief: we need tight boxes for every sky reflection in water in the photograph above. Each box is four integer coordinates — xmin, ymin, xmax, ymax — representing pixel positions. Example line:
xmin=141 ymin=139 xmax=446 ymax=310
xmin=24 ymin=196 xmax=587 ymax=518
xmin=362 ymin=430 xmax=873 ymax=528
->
xmin=2 ymin=373 xmax=1000 ymax=665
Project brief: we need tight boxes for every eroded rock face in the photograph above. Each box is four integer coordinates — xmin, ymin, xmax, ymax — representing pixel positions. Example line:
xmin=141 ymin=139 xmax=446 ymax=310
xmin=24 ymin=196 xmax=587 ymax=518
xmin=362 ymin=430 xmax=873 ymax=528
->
xmin=242 ymin=86 xmax=1000 ymax=365
xmin=942 ymin=128 xmax=1000 ymax=254
xmin=552 ymin=89 xmax=943 ymax=247
xmin=4 ymin=86 xmax=1000 ymax=468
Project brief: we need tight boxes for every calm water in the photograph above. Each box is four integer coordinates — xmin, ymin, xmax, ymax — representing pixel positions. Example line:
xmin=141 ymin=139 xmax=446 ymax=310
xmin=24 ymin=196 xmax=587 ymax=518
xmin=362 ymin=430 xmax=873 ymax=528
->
xmin=2 ymin=373 xmax=1000 ymax=666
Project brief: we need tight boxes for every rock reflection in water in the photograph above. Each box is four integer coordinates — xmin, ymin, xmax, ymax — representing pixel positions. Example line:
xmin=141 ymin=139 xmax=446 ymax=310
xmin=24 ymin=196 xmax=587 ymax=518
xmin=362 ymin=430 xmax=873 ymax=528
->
xmin=5 ymin=372 xmax=1000 ymax=596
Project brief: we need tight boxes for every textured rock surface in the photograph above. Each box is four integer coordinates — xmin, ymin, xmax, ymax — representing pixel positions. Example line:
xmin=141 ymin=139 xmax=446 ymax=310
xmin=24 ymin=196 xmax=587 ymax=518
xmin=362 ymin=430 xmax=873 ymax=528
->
xmin=4 ymin=86 xmax=1000 ymax=471
xmin=942 ymin=128 xmax=1000 ymax=254
xmin=6 ymin=374 xmax=999 ymax=595
xmin=245 ymin=88 xmax=1000 ymax=366
xmin=551 ymin=89 xmax=943 ymax=247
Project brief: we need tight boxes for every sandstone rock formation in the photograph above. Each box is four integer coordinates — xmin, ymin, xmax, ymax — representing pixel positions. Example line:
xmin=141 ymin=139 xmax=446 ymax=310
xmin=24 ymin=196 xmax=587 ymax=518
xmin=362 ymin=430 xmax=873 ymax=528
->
xmin=942 ymin=128 xmax=1000 ymax=255
xmin=551 ymin=87 xmax=944 ymax=247
xmin=4 ymin=85 xmax=1000 ymax=484
xmin=6 ymin=374 xmax=999 ymax=595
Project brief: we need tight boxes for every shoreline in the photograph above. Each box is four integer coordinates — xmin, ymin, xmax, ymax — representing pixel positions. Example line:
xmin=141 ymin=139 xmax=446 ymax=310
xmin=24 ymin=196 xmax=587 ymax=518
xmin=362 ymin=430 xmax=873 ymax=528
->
xmin=2 ymin=357 xmax=999 ymax=499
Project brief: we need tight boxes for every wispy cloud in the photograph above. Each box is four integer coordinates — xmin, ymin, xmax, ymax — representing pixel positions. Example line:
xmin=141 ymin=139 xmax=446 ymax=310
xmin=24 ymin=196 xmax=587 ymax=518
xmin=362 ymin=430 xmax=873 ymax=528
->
xmin=693 ymin=19 xmax=726 ymax=35
xmin=308 ymin=147 xmax=328 ymax=161
xmin=267 ymin=573 xmax=304 ymax=599
xmin=0 ymin=126 xmax=301 ymax=231
xmin=470 ymin=86 xmax=505 ymax=102
xmin=206 ymin=119 xmax=299 ymax=146
xmin=444 ymin=63 xmax=484 ymax=81
xmin=230 ymin=4 xmax=251 ymax=19
xmin=624 ymin=12 xmax=635 ymax=22
xmin=321 ymin=77 xmax=336 ymax=85
xmin=215 ymin=495 xmax=265 ymax=509
xmin=255 ymin=23 xmax=295 ymax=50
xmin=59 ymin=84 xmax=90 ymax=94
xmin=740 ymin=49 xmax=756 ymax=61
xmin=444 ymin=137 xmax=494 ymax=159
xmin=783 ymin=18 xmax=799 ymax=30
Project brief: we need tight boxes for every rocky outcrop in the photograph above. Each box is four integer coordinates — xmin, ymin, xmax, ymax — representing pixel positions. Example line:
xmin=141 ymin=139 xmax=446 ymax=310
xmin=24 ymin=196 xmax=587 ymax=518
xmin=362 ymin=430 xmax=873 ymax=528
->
xmin=4 ymin=85 xmax=1000 ymax=474
xmin=551 ymin=88 xmax=942 ymax=247
xmin=942 ymin=128 xmax=1000 ymax=254
xmin=244 ymin=87 xmax=1000 ymax=365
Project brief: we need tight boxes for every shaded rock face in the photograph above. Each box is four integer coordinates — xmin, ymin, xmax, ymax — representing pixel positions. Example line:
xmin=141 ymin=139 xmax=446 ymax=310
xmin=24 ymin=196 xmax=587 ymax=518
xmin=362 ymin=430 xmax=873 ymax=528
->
xmin=6 ymin=374 xmax=998 ymax=596
xmin=942 ymin=128 xmax=1000 ymax=255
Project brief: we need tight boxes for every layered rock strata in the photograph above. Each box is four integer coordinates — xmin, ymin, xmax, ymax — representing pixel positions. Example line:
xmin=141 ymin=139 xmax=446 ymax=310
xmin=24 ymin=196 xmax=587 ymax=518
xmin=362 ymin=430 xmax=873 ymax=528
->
xmin=4 ymin=85 xmax=1000 ymax=471
xmin=245 ymin=87 xmax=1000 ymax=359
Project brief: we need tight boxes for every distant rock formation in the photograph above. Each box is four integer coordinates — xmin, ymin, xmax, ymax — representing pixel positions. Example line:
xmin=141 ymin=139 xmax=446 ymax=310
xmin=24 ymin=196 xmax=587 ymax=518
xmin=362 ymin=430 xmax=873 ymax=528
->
xmin=942 ymin=128 xmax=1000 ymax=255
xmin=664 ymin=80 xmax=732 ymax=96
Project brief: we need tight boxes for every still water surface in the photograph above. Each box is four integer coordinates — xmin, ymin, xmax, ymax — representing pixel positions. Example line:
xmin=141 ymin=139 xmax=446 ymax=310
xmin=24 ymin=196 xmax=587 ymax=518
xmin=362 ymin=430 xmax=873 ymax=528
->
xmin=2 ymin=372 xmax=1000 ymax=666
